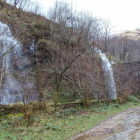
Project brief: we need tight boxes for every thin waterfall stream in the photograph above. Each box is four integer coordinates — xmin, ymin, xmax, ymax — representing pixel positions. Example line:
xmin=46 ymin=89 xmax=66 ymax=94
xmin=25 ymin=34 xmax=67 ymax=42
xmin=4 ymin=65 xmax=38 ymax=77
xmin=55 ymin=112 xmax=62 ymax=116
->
xmin=0 ymin=19 xmax=117 ymax=104
xmin=0 ymin=21 xmax=37 ymax=104
xmin=94 ymin=47 xmax=117 ymax=99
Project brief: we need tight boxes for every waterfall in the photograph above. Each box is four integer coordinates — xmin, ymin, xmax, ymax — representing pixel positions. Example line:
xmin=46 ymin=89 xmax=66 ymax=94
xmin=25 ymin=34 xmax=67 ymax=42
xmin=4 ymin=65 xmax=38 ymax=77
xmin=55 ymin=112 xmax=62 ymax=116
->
xmin=0 ymin=21 xmax=37 ymax=104
xmin=94 ymin=47 xmax=117 ymax=99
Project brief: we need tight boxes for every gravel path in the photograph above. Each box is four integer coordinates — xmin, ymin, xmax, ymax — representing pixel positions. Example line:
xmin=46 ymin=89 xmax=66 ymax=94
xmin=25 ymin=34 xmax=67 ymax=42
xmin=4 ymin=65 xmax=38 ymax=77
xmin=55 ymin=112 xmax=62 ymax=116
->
xmin=70 ymin=106 xmax=140 ymax=140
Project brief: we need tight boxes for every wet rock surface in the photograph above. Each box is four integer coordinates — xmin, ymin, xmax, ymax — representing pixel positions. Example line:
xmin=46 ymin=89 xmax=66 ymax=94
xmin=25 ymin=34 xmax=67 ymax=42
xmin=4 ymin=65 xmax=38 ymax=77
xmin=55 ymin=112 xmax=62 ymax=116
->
xmin=70 ymin=106 xmax=140 ymax=140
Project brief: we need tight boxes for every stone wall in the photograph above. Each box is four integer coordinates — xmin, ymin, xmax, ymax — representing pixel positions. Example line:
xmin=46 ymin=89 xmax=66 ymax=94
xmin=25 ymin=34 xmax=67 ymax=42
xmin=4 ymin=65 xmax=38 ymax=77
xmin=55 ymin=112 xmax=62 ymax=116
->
xmin=113 ymin=61 xmax=140 ymax=96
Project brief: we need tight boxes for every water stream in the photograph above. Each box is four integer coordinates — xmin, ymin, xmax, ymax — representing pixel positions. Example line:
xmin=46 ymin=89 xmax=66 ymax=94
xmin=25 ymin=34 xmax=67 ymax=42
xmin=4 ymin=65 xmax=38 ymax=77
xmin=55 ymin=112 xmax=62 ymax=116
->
xmin=0 ymin=21 xmax=37 ymax=104
xmin=94 ymin=47 xmax=117 ymax=99
xmin=0 ymin=20 xmax=116 ymax=104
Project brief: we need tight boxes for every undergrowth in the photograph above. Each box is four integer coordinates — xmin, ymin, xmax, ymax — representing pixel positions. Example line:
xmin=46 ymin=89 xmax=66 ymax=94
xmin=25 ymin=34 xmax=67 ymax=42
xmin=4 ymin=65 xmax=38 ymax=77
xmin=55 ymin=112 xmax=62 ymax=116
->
xmin=0 ymin=96 xmax=140 ymax=140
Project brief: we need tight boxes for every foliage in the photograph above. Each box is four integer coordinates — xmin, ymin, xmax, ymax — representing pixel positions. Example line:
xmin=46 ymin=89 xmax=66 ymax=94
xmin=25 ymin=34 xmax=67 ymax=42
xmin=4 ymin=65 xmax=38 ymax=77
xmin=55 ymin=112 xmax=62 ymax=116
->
xmin=0 ymin=99 xmax=140 ymax=140
xmin=128 ymin=95 xmax=139 ymax=102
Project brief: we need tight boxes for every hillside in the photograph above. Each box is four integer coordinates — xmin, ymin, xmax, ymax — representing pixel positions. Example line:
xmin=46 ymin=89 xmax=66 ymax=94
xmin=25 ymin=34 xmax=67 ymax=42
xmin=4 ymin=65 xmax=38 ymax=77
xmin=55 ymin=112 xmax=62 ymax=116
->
xmin=108 ymin=29 xmax=140 ymax=62
xmin=0 ymin=0 xmax=109 ymax=105
xmin=1 ymin=1 xmax=140 ymax=140
xmin=117 ymin=30 xmax=140 ymax=40
xmin=0 ymin=0 xmax=52 ymax=46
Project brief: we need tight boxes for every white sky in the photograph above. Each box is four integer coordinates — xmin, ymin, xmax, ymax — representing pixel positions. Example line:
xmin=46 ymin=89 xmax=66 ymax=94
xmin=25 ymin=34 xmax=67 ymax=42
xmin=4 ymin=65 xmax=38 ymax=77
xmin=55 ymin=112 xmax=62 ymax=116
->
xmin=35 ymin=0 xmax=140 ymax=33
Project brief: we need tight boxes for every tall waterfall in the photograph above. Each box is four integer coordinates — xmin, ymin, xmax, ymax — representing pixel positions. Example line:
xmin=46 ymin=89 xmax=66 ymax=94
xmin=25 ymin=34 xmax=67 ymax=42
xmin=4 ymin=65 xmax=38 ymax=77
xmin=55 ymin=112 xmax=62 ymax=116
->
xmin=94 ymin=47 xmax=117 ymax=99
xmin=0 ymin=21 xmax=37 ymax=104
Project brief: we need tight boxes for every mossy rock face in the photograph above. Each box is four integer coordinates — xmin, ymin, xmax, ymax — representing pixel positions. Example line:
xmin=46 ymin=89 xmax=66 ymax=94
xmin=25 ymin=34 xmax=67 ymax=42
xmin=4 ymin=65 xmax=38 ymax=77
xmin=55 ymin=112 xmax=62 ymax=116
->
xmin=0 ymin=98 xmax=126 ymax=115
xmin=0 ymin=102 xmax=45 ymax=115
xmin=0 ymin=104 xmax=24 ymax=115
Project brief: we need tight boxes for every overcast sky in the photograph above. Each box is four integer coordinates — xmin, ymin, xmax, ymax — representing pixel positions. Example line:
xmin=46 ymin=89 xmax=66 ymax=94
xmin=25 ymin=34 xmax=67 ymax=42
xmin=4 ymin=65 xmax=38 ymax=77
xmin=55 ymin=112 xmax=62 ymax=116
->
xmin=35 ymin=0 xmax=140 ymax=33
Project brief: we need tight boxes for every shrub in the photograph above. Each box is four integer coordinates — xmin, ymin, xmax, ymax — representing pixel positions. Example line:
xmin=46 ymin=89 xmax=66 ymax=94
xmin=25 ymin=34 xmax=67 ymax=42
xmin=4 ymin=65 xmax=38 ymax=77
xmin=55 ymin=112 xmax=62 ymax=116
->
xmin=128 ymin=95 xmax=139 ymax=102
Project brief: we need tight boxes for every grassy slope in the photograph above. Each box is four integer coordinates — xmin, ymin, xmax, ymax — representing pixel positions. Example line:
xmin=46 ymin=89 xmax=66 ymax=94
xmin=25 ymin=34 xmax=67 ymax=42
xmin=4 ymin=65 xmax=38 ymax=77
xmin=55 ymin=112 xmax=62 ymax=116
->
xmin=0 ymin=0 xmax=52 ymax=46
xmin=0 ymin=99 xmax=140 ymax=140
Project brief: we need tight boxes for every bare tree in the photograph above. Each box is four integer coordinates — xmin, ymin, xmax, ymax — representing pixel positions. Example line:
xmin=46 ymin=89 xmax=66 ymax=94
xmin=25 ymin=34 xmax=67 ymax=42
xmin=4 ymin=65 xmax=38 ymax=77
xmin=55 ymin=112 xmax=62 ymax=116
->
xmin=6 ymin=0 xmax=42 ymax=15
xmin=45 ymin=45 xmax=85 ymax=107
xmin=48 ymin=0 xmax=101 ymax=47
xmin=65 ymin=50 xmax=107 ymax=105
xmin=99 ymin=19 xmax=114 ymax=52
xmin=118 ymin=37 xmax=134 ymax=62
xmin=29 ymin=0 xmax=109 ymax=106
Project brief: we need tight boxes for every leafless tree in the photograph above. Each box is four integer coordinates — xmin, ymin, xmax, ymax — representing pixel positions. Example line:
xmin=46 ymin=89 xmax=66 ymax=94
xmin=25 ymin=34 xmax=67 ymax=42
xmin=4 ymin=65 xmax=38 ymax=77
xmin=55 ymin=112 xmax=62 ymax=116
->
xmin=6 ymin=0 xmax=42 ymax=15
xmin=48 ymin=0 xmax=102 ymax=47
xmin=99 ymin=19 xmax=114 ymax=52
xmin=118 ymin=37 xmax=134 ymax=62
xmin=30 ymin=0 xmax=111 ymax=106
xmin=44 ymin=45 xmax=85 ymax=107
xmin=65 ymin=50 xmax=107 ymax=105
xmin=114 ymin=62 xmax=140 ymax=98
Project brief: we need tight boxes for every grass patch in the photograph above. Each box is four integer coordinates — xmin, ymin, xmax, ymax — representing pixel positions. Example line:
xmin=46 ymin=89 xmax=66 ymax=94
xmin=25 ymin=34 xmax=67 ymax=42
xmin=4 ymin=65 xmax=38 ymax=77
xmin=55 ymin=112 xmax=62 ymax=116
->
xmin=0 ymin=98 xmax=140 ymax=140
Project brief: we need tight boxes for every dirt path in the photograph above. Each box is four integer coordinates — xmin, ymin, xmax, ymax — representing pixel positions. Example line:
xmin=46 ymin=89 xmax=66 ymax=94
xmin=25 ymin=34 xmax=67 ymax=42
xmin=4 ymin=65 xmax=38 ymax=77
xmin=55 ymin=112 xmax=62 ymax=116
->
xmin=70 ymin=106 xmax=140 ymax=140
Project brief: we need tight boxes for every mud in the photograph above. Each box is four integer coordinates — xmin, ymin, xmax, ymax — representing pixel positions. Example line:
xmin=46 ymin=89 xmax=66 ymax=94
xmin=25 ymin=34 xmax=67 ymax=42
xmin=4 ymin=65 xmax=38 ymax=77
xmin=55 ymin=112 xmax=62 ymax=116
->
xmin=70 ymin=106 xmax=140 ymax=140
